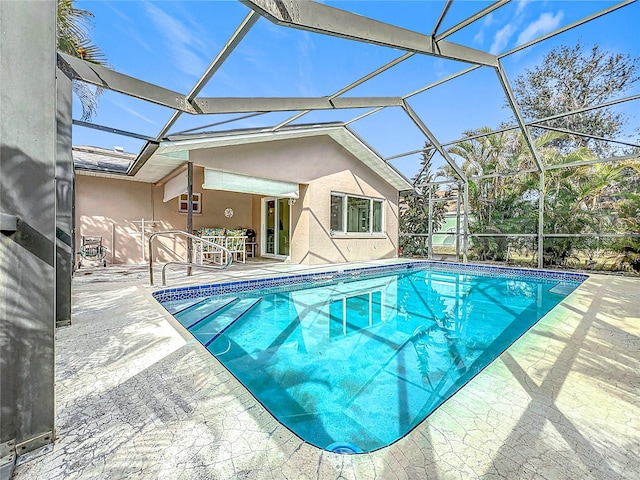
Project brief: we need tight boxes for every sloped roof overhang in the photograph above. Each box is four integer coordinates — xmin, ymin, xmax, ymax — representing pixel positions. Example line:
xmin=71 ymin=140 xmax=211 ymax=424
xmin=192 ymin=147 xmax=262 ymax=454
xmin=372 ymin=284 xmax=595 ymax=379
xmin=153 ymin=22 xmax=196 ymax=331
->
xmin=134 ymin=124 xmax=413 ymax=191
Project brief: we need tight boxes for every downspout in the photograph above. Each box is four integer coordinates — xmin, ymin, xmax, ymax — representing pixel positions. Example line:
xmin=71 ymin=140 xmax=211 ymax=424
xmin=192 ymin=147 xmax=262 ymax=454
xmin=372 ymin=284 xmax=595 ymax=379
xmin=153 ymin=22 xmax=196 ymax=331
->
xmin=288 ymin=198 xmax=296 ymax=262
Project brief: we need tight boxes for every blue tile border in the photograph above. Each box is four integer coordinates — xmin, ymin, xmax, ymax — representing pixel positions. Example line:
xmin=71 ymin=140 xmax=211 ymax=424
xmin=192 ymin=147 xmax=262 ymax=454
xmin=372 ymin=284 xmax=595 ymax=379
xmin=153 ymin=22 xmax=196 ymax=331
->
xmin=152 ymin=261 xmax=588 ymax=304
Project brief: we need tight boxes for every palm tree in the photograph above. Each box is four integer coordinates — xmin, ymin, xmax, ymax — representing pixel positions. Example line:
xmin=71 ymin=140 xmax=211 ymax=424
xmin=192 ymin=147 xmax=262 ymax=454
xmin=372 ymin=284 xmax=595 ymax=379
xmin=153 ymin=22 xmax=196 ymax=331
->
xmin=613 ymin=190 xmax=640 ymax=271
xmin=543 ymin=153 xmax=640 ymax=266
xmin=399 ymin=145 xmax=447 ymax=257
xmin=442 ymin=128 xmax=569 ymax=260
xmin=57 ymin=0 xmax=107 ymax=120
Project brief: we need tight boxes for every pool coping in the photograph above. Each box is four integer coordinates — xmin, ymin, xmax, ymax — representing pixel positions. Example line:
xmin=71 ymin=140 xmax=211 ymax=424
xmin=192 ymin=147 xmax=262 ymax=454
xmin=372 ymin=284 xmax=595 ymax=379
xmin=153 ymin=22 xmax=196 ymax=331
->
xmin=153 ymin=260 xmax=589 ymax=303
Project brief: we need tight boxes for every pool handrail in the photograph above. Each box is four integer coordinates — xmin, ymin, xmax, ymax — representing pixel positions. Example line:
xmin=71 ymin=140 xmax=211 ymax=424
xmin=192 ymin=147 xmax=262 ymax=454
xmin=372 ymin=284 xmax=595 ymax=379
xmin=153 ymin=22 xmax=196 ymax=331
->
xmin=149 ymin=230 xmax=232 ymax=286
xmin=160 ymin=261 xmax=232 ymax=286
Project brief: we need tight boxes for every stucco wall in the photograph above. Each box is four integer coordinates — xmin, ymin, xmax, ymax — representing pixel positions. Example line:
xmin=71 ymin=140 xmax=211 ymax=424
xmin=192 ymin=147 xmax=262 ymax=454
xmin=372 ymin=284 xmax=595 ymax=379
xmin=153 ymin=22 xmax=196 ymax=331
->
xmin=75 ymin=175 xmax=154 ymax=265
xmin=300 ymin=169 xmax=399 ymax=265
xmin=76 ymin=135 xmax=401 ymax=266
xmin=191 ymin=135 xmax=400 ymax=265
xmin=75 ymin=168 xmax=255 ymax=265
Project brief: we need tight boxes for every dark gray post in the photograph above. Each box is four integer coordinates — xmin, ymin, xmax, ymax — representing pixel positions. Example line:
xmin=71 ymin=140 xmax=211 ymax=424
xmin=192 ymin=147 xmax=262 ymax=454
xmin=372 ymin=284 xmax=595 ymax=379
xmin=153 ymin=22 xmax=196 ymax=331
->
xmin=455 ymin=182 xmax=461 ymax=260
xmin=56 ymin=68 xmax=74 ymax=327
xmin=0 ymin=0 xmax=57 ymax=472
xmin=427 ymin=185 xmax=433 ymax=259
xmin=186 ymin=162 xmax=194 ymax=275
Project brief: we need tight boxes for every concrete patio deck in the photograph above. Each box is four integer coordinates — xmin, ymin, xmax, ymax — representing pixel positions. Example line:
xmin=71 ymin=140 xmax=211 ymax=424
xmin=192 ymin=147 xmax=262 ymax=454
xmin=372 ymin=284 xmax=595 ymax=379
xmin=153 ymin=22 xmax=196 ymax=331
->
xmin=12 ymin=260 xmax=640 ymax=480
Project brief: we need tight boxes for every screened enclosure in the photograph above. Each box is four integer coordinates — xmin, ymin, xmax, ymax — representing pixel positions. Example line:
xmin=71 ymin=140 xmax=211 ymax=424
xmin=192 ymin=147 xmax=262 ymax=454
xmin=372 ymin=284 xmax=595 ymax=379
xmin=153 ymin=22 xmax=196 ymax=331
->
xmin=5 ymin=0 xmax=640 ymax=465
xmin=62 ymin=0 xmax=640 ymax=272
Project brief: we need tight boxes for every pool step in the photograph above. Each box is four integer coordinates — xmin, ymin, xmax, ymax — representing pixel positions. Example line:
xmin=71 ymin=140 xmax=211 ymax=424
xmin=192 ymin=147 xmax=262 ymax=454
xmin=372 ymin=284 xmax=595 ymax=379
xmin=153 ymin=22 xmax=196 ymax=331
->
xmin=548 ymin=283 xmax=575 ymax=296
xmin=162 ymin=296 xmax=209 ymax=315
xmin=190 ymin=298 xmax=262 ymax=347
xmin=174 ymin=296 xmax=239 ymax=329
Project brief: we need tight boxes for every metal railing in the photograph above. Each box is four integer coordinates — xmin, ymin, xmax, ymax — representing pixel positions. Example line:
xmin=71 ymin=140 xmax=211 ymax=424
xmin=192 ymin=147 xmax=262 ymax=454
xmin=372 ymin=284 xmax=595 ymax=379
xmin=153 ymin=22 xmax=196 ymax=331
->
xmin=149 ymin=230 xmax=232 ymax=286
xmin=160 ymin=261 xmax=231 ymax=286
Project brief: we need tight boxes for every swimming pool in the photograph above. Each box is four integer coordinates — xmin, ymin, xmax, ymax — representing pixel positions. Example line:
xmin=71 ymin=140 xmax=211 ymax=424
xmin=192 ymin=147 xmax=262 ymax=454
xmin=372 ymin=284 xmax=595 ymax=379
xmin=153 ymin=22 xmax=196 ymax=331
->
xmin=155 ymin=262 xmax=586 ymax=453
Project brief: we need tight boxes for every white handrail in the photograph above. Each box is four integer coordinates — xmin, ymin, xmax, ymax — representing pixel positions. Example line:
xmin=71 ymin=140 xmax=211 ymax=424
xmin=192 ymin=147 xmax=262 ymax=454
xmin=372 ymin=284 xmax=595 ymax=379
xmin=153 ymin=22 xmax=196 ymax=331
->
xmin=149 ymin=230 xmax=232 ymax=286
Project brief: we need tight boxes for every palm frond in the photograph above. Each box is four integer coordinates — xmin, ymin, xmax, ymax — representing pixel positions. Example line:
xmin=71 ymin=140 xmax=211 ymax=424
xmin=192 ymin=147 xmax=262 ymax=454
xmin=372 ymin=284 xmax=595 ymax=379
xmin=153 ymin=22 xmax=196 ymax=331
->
xmin=57 ymin=0 xmax=108 ymax=120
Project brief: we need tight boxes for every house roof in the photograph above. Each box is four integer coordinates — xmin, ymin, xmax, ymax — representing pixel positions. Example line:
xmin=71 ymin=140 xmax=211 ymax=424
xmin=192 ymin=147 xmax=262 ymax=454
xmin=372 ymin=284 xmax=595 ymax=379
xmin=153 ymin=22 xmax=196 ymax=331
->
xmin=73 ymin=146 xmax=134 ymax=177
xmin=135 ymin=123 xmax=413 ymax=191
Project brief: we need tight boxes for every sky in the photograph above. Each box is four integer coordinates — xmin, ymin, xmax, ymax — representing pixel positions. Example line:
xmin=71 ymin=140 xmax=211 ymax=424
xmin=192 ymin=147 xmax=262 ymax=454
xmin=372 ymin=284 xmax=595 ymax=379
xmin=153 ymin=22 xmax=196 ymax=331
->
xmin=73 ymin=0 xmax=640 ymax=179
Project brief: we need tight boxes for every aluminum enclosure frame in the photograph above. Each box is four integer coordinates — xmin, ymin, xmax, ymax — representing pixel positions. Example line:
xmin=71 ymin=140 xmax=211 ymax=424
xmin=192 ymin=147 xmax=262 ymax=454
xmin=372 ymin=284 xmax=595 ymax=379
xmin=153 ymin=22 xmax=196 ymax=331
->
xmin=61 ymin=0 xmax=639 ymax=268
xmin=2 ymin=0 xmax=636 ymax=473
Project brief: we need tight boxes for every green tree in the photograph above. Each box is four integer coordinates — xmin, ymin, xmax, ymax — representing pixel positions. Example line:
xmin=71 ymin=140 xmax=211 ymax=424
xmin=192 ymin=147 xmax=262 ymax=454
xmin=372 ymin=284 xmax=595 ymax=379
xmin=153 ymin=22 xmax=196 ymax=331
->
xmin=400 ymin=145 xmax=446 ymax=257
xmin=444 ymin=128 xmax=560 ymax=260
xmin=612 ymin=191 xmax=640 ymax=272
xmin=57 ymin=0 xmax=108 ymax=120
xmin=541 ymin=156 xmax=640 ymax=267
xmin=511 ymin=41 xmax=639 ymax=156
xmin=437 ymin=42 xmax=640 ymax=267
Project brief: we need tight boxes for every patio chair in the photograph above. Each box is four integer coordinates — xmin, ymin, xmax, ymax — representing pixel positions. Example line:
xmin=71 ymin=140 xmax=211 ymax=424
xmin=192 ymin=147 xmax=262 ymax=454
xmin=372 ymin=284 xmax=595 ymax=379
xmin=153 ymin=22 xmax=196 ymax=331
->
xmin=225 ymin=230 xmax=247 ymax=263
xmin=198 ymin=235 xmax=226 ymax=265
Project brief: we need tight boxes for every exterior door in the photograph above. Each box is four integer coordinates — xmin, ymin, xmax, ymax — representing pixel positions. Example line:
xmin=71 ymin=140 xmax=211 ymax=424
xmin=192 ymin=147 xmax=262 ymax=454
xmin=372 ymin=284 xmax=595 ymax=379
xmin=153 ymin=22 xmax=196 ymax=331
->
xmin=263 ymin=198 xmax=291 ymax=258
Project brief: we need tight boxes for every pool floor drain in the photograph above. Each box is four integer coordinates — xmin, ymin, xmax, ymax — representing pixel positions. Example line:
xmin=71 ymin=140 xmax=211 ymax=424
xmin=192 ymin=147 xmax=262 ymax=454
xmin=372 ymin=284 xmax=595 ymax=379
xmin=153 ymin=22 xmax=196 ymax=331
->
xmin=327 ymin=442 xmax=362 ymax=454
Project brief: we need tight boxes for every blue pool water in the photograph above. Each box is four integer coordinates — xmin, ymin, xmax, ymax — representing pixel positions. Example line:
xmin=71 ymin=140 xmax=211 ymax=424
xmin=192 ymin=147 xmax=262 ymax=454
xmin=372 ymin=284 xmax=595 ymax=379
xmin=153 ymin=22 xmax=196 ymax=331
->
xmin=158 ymin=264 xmax=585 ymax=453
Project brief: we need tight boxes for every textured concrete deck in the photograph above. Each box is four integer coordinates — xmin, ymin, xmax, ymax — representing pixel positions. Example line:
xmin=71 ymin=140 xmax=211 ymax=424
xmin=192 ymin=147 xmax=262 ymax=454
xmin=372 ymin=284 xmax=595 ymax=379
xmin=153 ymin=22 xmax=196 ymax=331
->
xmin=13 ymin=260 xmax=640 ymax=479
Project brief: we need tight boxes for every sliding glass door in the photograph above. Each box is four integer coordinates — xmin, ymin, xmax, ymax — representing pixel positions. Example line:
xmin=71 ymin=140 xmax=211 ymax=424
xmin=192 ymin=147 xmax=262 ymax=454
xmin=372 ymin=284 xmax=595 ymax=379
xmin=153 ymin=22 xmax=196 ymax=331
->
xmin=263 ymin=198 xmax=291 ymax=258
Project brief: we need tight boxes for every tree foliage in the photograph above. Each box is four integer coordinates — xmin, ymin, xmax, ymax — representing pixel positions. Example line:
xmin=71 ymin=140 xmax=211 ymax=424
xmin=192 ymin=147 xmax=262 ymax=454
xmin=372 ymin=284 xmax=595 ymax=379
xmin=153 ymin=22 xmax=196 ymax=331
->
xmin=612 ymin=191 xmax=640 ymax=272
xmin=443 ymin=125 xmax=640 ymax=268
xmin=542 ymin=157 xmax=640 ymax=267
xmin=443 ymin=128 xmax=561 ymax=260
xmin=511 ymin=41 xmax=639 ymax=156
xmin=57 ymin=0 xmax=108 ymax=120
xmin=425 ymin=42 xmax=640 ymax=270
xmin=399 ymin=145 xmax=447 ymax=257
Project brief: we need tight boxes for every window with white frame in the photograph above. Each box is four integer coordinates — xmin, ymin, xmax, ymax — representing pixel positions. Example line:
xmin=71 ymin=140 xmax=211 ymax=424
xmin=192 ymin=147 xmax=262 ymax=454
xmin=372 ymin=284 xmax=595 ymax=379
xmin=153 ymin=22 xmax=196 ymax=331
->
xmin=330 ymin=193 xmax=384 ymax=234
xmin=178 ymin=193 xmax=202 ymax=214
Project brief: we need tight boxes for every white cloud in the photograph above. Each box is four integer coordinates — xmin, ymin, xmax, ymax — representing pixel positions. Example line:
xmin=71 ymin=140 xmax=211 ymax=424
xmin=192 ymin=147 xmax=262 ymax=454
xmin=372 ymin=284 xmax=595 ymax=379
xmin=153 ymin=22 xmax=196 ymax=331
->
xmin=297 ymin=32 xmax=318 ymax=96
xmin=143 ymin=1 xmax=209 ymax=79
xmin=103 ymin=3 xmax=154 ymax=55
xmin=473 ymin=13 xmax=497 ymax=45
xmin=110 ymin=99 xmax=158 ymax=127
xmin=483 ymin=12 xmax=498 ymax=27
xmin=483 ymin=2 xmax=563 ymax=55
xmin=516 ymin=11 xmax=564 ymax=46
xmin=490 ymin=23 xmax=517 ymax=54
xmin=105 ymin=2 xmax=134 ymax=25
xmin=515 ymin=0 xmax=534 ymax=17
